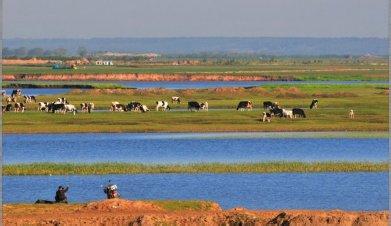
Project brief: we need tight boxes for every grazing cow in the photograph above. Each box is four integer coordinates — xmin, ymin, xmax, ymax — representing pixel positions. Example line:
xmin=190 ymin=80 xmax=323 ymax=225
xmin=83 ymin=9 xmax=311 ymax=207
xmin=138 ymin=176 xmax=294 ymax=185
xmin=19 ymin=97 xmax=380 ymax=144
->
xmin=349 ymin=109 xmax=355 ymax=119
xmin=65 ymin=104 xmax=77 ymax=115
xmin=292 ymin=108 xmax=306 ymax=118
xmin=11 ymin=89 xmax=22 ymax=98
xmin=237 ymin=101 xmax=253 ymax=111
xmin=48 ymin=103 xmax=66 ymax=113
xmin=110 ymin=102 xmax=120 ymax=111
xmin=200 ymin=102 xmax=209 ymax=111
xmin=37 ymin=102 xmax=49 ymax=111
xmin=2 ymin=104 xmax=12 ymax=113
xmin=81 ymin=102 xmax=95 ymax=113
xmin=282 ymin=109 xmax=293 ymax=119
xmin=114 ymin=104 xmax=127 ymax=112
xmin=14 ymin=102 xmax=25 ymax=112
xmin=263 ymin=101 xmax=278 ymax=110
xmin=127 ymin=102 xmax=143 ymax=112
xmin=141 ymin=105 xmax=150 ymax=113
xmin=24 ymin=95 xmax=37 ymax=103
xmin=269 ymin=106 xmax=283 ymax=117
xmin=171 ymin=96 xmax=181 ymax=104
xmin=310 ymin=99 xmax=318 ymax=109
xmin=262 ymin=112 xmax=272 ymax=122
xmin=188 ymin=101 xmax=201 ymax=111
xmin=156 ymin=101 xmax=171 ymax=111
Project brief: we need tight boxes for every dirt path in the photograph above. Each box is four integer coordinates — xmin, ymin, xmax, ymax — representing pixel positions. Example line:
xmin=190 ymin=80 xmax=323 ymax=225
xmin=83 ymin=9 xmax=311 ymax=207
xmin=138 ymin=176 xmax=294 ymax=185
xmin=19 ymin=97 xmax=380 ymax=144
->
xmin=3 ymin=199 xmax=388 ymax=225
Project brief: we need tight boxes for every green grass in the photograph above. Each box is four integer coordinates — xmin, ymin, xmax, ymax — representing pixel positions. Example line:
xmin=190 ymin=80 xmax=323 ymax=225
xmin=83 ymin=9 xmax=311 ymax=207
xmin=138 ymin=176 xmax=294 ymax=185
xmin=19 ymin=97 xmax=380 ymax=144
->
xmin=2 ymin=81 xmax=127 ymax=89
xmin=3 ymin=84 xmax=388 ymax=133
xmin=3 ymin=63 xmax=389 ymax=81
xmin=3 ymin=162 xmax=387 ymax=175
xmin=150 ymin=200 xmax=217 ymax=211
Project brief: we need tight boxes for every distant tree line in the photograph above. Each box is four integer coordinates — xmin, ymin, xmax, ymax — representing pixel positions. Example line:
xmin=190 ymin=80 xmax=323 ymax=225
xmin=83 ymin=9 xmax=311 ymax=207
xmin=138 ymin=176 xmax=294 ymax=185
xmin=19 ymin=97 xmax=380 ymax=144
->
xmin=2 ymin=46 xmax=90 ymax=58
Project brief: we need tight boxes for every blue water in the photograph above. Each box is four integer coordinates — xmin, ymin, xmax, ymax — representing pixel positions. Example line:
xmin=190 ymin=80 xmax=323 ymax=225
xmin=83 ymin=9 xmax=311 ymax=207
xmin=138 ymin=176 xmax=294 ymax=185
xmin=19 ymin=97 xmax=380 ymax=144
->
xmin=3 ymin=173 xmax=388 ymax=210
xmin=4 ymin=88 xmax=71 ymax=96
xmin=4 ymin=80 xmax=387 ymax=95
xmin=3 ymin=133 xmax=388 ymax=164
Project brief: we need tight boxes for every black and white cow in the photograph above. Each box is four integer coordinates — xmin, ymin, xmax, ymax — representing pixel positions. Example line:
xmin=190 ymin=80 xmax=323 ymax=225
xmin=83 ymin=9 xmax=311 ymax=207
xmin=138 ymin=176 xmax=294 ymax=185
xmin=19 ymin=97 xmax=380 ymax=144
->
xmin=237 ymin=101 xmax=253 ymax=111
xmin=11 ymin=89 xmax=22 ymax=98
xmin=269 ymin=106 xmax=283 ymax=117
xmin=171 ymin=96 xmax=181 ymax=104
xmin=37 ymin=102 xmax=49 ymax=111
xmin=292 ymin=108 xmax=306 ymax=118
xmin=14 ymin=102 xmax=25 ymax=112
xmin=263 ymin=101 xmax=278 ymax=110
xmin=200 ymin=102 xmax=209 ymax=111
xmin=262 ymin=112 xmax=272 ymax=122
xmin=188 ymin=101 xmax=201 ymax=111
xmin=156 ymin=101 xmax=170 ymax=111
xmin=282 ymin=109 xmax=293 ymax=119
xmin=2 ymin=104 xmax=12 ymax=113
xmin=24 ymin=95 xmax=37 ymax=103
xmin=310 ymin=99 xmax=318 ymax=109
xmin=127 ymin=102 xmax=142 ymax=112
xmin=81 ymin=102 xmax=95 ymax=113
xmin=48 ymin=103 xmax=66 ymax=113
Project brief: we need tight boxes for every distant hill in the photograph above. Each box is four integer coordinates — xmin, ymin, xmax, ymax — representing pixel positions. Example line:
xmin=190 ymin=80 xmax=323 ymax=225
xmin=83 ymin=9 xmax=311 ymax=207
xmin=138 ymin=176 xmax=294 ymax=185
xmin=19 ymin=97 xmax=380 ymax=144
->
xmin=3 ymin=37 xmax=388 ymax=56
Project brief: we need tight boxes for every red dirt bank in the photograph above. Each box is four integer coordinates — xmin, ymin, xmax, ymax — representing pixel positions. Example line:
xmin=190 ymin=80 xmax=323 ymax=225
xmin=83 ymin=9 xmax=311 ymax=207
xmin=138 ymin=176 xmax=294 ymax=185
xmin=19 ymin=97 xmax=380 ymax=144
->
xmin=2 ymin=73 xmax=295 ymax=81
xmin=3 ymin=199 xmax=388 ymax=225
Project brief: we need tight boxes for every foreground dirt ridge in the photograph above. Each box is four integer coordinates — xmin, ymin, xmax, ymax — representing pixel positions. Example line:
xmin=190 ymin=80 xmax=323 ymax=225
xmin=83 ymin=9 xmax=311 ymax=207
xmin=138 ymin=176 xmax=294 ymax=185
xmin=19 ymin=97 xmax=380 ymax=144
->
xmin=3 ymin=199 xmax=389 ymax=225
xmin=3 ymin=73 xmax=297 ymax=81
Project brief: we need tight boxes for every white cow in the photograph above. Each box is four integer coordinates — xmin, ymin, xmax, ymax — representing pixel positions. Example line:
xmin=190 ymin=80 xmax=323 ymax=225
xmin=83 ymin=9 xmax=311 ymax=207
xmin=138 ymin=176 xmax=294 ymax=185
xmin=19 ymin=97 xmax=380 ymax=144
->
xmin=349 ymin=109 xmax=355 ymax=119
xmin=141 ymin=105 xmax=150 ymax=112
xmin=65 ymin=104 xmax=77 ymax=115
xmin=156 ymin=101 xmax=170 ymax=111
xmin=171 ymin=96 xmax=181 ymax=104
xmin=282 ymin=109 xmax=293 ymax=119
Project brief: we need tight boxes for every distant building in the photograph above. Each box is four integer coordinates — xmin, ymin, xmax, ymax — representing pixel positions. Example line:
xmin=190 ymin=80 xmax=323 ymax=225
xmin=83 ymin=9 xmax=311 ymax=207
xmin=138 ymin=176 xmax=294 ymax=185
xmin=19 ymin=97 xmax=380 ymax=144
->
xmin=95 ymin=60 xmax=114 ymax=66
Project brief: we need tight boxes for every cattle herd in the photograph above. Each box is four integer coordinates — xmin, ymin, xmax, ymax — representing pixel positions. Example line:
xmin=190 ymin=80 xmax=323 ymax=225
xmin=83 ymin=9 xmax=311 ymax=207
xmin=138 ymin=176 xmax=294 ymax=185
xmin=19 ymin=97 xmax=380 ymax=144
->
xmin=1 ymin=89 xmax=355 ymax=122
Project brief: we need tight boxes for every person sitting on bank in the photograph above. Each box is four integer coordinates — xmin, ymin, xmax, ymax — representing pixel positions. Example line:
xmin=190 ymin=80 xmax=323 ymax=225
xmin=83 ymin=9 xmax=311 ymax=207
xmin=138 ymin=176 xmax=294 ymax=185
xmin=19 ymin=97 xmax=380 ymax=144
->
xmin=55 ymin=186 xmax=69 ymax=203
xmin=35 ymin=185 xmax=69 ymax=204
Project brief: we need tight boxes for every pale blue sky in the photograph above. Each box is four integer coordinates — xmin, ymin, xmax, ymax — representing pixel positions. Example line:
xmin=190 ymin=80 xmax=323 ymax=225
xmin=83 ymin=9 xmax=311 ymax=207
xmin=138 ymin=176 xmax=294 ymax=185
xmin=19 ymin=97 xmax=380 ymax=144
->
xmin=4 ymin=0 xmax=388 ymax=38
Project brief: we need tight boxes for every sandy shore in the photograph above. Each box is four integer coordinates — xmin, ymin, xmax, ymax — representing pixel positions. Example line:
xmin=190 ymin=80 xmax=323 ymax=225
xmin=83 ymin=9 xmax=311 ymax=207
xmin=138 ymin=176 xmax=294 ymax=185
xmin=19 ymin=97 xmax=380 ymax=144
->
xmin=3 ymin=199 xmax=388 ymax=225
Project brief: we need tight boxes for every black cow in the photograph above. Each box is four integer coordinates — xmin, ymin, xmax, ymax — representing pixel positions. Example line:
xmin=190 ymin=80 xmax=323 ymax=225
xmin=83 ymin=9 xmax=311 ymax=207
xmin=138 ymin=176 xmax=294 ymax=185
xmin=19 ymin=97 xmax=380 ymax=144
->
xmin=188 ymin=101 xmax=201 ymax=111
xmin=292 ymin=108 xmax=306 ymax=118
xmin=127 ymin=102 xmax=142 ymax=112
xmin=270 ymin=106 xmax=283 ymax=117
xmin=310 ymin=99 xmax=318 ymax=109
xmin=237 ymin=101 xmax=253 ymax=111
xmin=263 ymin=101 xmax=278 ymax=110
xmin=48 ymin=103 xmax=66 ymax=113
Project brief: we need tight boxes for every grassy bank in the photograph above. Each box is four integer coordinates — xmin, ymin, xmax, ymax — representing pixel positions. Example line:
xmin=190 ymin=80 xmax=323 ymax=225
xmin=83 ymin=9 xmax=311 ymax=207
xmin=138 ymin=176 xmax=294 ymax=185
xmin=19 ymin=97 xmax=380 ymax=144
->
xmin=2 ymin=84 xmax=388 ymax=133
xmin=2 ymin=81 xmax=126 ymax=89
xmin=3 ymin=162 xmax=387 ymax=175
xmin=3 ymin=63 xmax=388 ymax=81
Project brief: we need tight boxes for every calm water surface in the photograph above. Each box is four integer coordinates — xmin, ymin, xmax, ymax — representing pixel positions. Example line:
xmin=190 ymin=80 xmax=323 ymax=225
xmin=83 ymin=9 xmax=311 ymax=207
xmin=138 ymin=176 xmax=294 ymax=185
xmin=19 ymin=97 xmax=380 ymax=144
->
xmin=3 ymin=173 xmax=387 ymax=210
xmin=3 ymin=133 xmax=388 ymax=164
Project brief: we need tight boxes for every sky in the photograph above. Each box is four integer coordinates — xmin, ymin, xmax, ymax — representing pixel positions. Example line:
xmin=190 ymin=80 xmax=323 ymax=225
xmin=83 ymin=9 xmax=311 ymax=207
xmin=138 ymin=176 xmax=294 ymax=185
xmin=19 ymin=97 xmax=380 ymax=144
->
xmin=3 ymin=0 xmax=389 ymax=39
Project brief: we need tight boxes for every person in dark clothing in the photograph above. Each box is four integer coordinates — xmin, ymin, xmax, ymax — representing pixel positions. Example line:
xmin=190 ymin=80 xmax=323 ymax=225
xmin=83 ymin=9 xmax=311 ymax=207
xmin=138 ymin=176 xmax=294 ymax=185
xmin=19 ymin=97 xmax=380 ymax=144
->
xmin=35 ymin=186 xmax=69 ymax=204
xmin=55 ymin=186 xmax=69 ymax=203
xmin=103 ymin=181 xmax=119 ymax=199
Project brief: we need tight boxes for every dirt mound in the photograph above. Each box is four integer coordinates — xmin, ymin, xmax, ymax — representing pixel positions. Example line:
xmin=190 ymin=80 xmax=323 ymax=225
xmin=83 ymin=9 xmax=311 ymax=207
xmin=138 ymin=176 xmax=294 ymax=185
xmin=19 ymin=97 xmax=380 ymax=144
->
xmin=83 ymin=199 xmax=162 ymax=212
xmin=3 ymin=201 xmax=388 ymax=226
